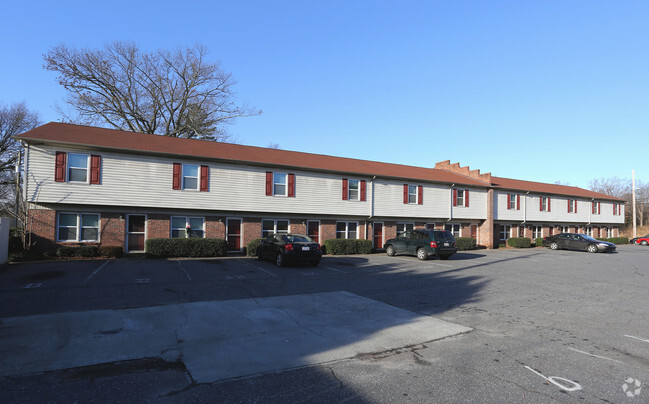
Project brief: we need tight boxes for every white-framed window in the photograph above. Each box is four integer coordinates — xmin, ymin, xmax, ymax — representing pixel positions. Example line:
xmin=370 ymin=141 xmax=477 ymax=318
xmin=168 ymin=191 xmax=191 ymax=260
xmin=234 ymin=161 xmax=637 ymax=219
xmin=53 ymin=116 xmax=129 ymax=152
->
xmin=613 ymin=203 xmax=622 ymax=215
xmin=396 ymin=222 xmax=415 ymax=238
xmin=558 ymin=225 xmax=569 ymax=233
xmin=592 ymin=201 xmax=600 ymax=214
xmin=508 ymin=194 xmax=517 ymax=210
xmin=532 ymin=225 xmax=542 ymax=239
xmin=57 ymin=212 xmax=99 ymax=242
xmin=568 ymin=199 xmax=576 ymax=213
xmin=499 ymin=224 xmax=511 ymax=241
xmin=273 ymin=173 xmax=288 ymax=196
xmin=262 ymin=219 xmax=289 ymax=238
xmin=182 ymin=164 xmax=199 ymax=190
xmin=336 ymin=221 xmax=358 ymax=239
xmin=348 ymin=179 xmax=360 ymax=201
xmin=67 ymin=153 xmax=89 ymax=183
xmin=456 ymin=190 xmax=465 ymax=206
xmin=445 ymin=223 xmax=461 ymax=238
xmin=408 ymin=185 xmax=418 ymax=204
xmin=585 ymin=226 xmax=593 ymax=237
xmin=171 ymin=216 xmax=205 ymax=238
xmin=540 ymin=196 xmax=550 ymax=212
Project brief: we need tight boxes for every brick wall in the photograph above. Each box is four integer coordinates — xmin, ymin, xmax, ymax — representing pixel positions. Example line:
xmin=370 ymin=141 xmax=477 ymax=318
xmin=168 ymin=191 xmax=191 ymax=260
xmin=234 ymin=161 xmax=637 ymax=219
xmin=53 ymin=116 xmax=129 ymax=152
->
xmin=100 ymin=213 xmax=124 ymax=246
xmin=243 ymin=217 xmax=261 ymax=247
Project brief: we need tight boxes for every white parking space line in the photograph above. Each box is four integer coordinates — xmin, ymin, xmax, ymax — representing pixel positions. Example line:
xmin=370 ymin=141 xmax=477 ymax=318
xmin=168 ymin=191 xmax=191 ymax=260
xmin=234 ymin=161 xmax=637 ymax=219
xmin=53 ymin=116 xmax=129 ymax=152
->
xmin=83 ymin=261 xmax=111 ymax=285
xmin=624 ymin=335 xmax=649 ymax=344
xmin=322 ymin=265 xmax=346 ymax=273
xmin=176 ymin=261 xmax=192 ymax=281
xmin=566 ymin=347 xmax=624 ymax=363
xmin=238 ymin=259 xmax=277 ymax=277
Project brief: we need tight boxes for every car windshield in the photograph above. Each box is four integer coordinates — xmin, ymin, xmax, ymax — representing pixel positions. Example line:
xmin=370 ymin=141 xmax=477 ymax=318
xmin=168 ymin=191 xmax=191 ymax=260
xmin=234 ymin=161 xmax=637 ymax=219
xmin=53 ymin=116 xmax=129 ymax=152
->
xmin=283 ymin=235 xmax=313 ymax=243
xmin=581 ymin=235 xmax=598 ymax=242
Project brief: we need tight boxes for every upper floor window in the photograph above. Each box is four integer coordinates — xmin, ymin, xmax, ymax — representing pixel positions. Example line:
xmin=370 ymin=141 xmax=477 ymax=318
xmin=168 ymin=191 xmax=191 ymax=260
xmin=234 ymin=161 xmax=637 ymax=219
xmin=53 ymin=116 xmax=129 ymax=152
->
xmin=404 ymin=184 xmax=423 ymax=205
xmin=592 ymin=201 xmax=601 ymax=214
xmin=57 ymin=213 xmax=99 ymax=242
xmin=507 ymin=193 xmax=520 ymax=210
xmin=453 ymin=189 xmax=469 ymax=207
xmin=613 ymin=203 xmax=622 ymax=215
xmin=55 ymin=151 xmax=101 ymax=184
xmin=539 ymin=196 xmax=551 ymax=212
xmin=171 ymin=216 xmax=204 ymax=238
xmin=172 ymin=163 xmax=209 ymax=191
xmin=266 ymin=171 xmax=295 ymax=197
xmin=342 ymin=178 xmax=367 ymax=201
xmin=262 ymin=219 xmax=289 ymax=238
xmin=567 ymin=199 xmax=577 ymax=213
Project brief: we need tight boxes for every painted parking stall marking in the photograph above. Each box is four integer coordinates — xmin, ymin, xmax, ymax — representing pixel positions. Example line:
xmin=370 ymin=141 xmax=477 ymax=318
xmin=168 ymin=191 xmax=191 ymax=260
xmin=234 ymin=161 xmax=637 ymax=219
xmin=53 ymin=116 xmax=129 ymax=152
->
xmin=135 ymin=278 xmax=150 ymax=283
xmin=524 ymin=365 xmax=582 ymax=392
xmin=624 ymin=334 xmax=649 ymax=344
xmin=23 ymin=283 xmax=43 ymax=289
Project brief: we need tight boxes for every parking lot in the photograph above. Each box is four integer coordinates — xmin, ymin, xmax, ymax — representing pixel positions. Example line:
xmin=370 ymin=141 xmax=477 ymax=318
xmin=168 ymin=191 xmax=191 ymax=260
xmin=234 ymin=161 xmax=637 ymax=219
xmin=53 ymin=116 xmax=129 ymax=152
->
xmin=1 ymin=245 xmax=648 ymax=403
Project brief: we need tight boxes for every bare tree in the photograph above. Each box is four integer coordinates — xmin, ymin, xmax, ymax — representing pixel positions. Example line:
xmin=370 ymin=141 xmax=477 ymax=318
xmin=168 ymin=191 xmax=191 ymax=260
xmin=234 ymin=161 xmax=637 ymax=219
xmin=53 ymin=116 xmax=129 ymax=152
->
xmin=1 ymin=102 xmax=40 ymax=215
xmin=588 ymin=176 xmax=631 ymax=199
xmin=44 ymin=41 xmax=261 ymax=141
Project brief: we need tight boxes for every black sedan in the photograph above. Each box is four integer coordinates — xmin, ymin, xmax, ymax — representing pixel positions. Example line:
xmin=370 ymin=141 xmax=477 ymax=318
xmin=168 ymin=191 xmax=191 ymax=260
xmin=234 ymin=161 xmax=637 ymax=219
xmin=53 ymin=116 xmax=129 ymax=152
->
xmin=256 ymin=233 xmax=322 ymax=266
xmin=542 ymin=233 xmax=616 ymax=253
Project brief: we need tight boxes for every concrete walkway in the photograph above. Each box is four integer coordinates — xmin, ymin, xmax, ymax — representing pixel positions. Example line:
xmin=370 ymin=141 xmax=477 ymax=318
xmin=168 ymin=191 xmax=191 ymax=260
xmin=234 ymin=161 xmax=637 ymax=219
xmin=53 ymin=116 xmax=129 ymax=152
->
xmin=0 ymin=291 xmax=471 ymax=383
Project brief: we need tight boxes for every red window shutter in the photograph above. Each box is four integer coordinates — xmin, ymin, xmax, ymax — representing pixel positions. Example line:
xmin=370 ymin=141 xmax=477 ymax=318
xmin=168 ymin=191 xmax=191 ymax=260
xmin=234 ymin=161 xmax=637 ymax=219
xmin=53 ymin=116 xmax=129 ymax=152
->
xmin=403 ymin=184 xmax=409 ymax=204
xmin=516 ymin=194 xmax=521 ymax=210
xmin=172 ymin=163 xmax=181 ymax=190
xmin=598 ymin=202 xmax=600 ymax=214
xmin=55 ymin=151 xmax=66 ymax=182
xmin=548 ymin=197 xmax=551 ymax=212
xmin=452 ymin=189 xmax=458 ymax=206
xmin=360 ymin=180 xmax=366 ymax=201
xmin=540 ymin=197 xmax=543 ymax=211
xmin=288 ymin=173 xmax=296 ymax=197
xmin=342 ymin=178 xmax=349 ymax=200
xmin=265 ymin=171 xmax=273 ymax=196
xmin=200 ymin=165 xmax=209 ymax=192
xmin=507 ymin=193 xmax=511 ymax=210
xmin=574 ymin=200 xmax=577 ymax=213
xmin=464 ymin=189 xmax=469 ymax=207
xmin=90 ymin=155 xmax=101 ymax=185
xmin=418 ymin=185 xmax=423 ymax=205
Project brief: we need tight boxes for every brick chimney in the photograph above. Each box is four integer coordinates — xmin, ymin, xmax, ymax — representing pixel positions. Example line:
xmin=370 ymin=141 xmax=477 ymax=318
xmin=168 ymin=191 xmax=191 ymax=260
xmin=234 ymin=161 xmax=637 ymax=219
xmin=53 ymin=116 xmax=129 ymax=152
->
xmin=434 ymin=160 xmax=492 ymax=185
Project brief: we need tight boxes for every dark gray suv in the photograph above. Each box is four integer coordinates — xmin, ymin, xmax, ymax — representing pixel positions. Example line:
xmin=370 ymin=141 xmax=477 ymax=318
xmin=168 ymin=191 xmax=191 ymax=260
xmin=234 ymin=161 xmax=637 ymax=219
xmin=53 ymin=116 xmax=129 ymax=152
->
xmin=384 ymin=229 xmax=457 ymax=260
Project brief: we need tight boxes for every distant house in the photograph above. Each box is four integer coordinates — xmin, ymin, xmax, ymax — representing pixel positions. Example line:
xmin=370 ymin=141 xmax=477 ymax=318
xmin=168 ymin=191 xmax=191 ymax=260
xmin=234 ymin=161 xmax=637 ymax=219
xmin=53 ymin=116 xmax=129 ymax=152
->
xmin=16 ymin=123 xmax=624 ymax=253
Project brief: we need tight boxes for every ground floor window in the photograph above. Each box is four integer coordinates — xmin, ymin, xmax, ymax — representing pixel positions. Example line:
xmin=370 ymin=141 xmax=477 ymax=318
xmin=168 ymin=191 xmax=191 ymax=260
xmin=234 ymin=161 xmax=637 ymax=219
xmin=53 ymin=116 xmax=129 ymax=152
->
xmin=262 ymin=219 xmax=289 ymax=238
xmin=558 ymin=225 xmax=569 ymax=233
xmin=171 ymin=216 xmax=204 ymax=238
xmin=57 ymin=213 xmax=99 ymax=242
xmin=532 ymin=225 xmax=542 ymax=239
xmin=499 ymin=224 xmax=511 ymax=241
xmin=396 ymin=222 xmax=414 ymax=237
xmin=445 ymin=223 xmax=461 ymax=238
xmin=336 ymin=221 xmax=358 ymax=239
xmin=585 ymin=226 xmax=593 ymax=237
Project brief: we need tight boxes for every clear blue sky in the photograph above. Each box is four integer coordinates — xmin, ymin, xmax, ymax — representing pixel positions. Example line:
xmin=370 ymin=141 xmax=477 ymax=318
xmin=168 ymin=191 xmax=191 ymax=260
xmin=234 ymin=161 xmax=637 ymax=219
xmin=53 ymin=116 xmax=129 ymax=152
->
xmin=2 ymin=0 xmax=647 ymax=189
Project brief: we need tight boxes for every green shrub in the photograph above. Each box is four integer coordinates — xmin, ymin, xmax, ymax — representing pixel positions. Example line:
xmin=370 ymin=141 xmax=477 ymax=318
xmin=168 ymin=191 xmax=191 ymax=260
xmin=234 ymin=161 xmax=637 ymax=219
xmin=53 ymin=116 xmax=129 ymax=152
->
xmin=98 ymin=246 xmax=124 ymax=258
xmin=498 ymin=243 xmax=506 ymax=249
xmin=246 ymin=238 xmax=264 ymax=257
xmin=56 ymin=246 xmax=98 ymax=257
xmin=596 ymin=237 xmax=628 ymax=245
xmin=322 ymin=239 xmax=373 ymax=255
xmin=534 ymin=238 xmax=543 ymax=247
xmin=507 ymin=237 xmax=532 ymax=248
xmin=455 ymin=237 xmax=476 ymax=251
xmin=145 ymin=238 xmax=228 ymax=258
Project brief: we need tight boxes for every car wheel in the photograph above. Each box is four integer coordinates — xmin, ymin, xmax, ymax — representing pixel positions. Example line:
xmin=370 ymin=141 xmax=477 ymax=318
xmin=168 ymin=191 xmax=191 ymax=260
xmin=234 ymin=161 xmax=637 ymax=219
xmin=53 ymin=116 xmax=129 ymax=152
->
xmin=550 ymin=242 xmax=559 ymax=250
xmin=256 ymin=248 xmax=263 ymax=260
xmin=276 ymin=253 xmax=285 ymax=267
xmin=416 ymin=248 xmax=427 ymax=260
xmin=440 ymin=255 xmax=450 ymax=260
xmin=587 ymin=244 xmax=598 ymax=253
xmin=386 ymin=245 xmax=395 ymax=256
xmin=642 ymin=240 xmax=648 ymax=246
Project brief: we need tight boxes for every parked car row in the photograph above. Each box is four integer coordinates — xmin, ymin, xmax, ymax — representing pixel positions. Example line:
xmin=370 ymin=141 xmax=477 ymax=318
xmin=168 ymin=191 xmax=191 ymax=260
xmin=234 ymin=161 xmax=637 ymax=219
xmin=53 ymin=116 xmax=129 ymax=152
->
xmin=542 ymin=233 xmax=616 ymax=253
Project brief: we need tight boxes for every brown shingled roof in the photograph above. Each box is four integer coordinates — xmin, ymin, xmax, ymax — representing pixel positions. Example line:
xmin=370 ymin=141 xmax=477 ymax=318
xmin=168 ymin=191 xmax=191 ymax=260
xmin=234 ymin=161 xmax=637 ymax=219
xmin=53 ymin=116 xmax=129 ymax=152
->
xmin=491 ymin=176 xmax=624 ymax=202
xmin=16 ymin=122 xmax=487 ymax=186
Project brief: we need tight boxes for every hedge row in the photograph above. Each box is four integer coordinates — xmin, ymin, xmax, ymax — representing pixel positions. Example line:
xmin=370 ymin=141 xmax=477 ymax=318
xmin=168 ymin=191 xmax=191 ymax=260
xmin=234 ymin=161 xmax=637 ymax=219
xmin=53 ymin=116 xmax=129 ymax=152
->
xmin=322 ymin=239 xmax=373 ymax=255
xmin=246 ymin=238 xmax=264 ymax=257
xmin=56 ymin=245 xmax=124 ymax=258
xmin=507 ymin=237 xmax=532 ymax=248
xmin=145 ymin=238 xmax=228 ymax=258
xmin=534 ymin=238 xmax=544 ymax=247
xmin=455 ymin=237 xmax=476 ymax=251
xmin=597 ymin=237 xmax=629 ymax=245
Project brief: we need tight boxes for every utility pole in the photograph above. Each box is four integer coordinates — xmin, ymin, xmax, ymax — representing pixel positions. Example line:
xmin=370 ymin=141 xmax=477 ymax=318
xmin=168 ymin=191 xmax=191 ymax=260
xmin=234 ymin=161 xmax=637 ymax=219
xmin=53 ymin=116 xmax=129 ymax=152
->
xmin=632 ymin=170 xmax=637 ymax=239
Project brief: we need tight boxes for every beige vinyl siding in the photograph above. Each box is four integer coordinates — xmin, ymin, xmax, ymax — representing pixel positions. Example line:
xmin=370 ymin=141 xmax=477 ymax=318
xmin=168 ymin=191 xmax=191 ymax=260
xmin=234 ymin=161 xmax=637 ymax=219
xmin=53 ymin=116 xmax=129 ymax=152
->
xmin=450 ymin=188 xmax=488 ymax=219
xmin=372 ymin=180 xmax=450 ymax=219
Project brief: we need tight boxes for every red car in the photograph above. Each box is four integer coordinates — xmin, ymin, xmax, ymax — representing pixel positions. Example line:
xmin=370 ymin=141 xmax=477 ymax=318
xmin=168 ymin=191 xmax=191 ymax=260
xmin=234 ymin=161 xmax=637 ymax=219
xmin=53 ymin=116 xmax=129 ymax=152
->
xmin=630 ymin=235 xmax=649 ymax=246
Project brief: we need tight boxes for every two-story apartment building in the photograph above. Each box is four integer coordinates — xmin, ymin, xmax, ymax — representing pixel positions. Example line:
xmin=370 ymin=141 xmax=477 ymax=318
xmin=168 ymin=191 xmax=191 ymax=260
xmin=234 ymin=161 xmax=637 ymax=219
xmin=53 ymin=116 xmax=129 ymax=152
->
xmin=16 ymin=123 xmax=625 ymax=253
